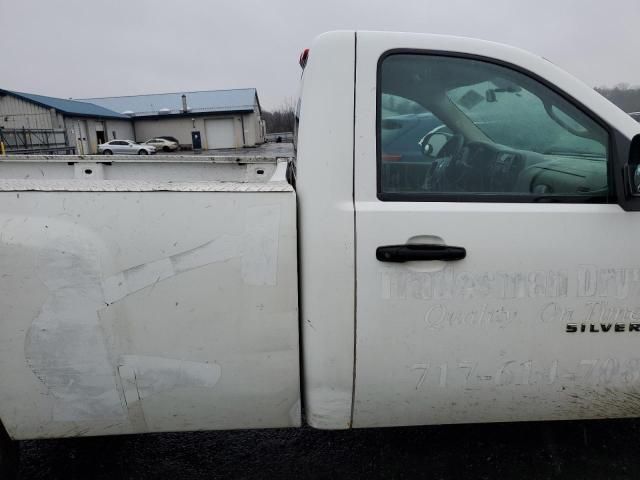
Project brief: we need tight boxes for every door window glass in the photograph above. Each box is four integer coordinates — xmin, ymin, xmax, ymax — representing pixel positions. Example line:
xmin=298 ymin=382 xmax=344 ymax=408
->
xmin=378 ymin=54 xmax=610 ymax=202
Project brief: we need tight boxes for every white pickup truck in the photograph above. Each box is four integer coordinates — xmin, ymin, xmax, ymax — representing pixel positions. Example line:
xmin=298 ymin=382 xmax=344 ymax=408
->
xmin=1 ymin=30 xmax=640 ymax=458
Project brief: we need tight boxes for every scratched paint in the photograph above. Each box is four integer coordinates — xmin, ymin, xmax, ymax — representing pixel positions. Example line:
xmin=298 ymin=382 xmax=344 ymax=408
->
xmin=23 ymin=222 xmax=237 ymax=425
xmin=25 ymin=235 xmax=126 ymax=422
xmin=0 ymin=189 xmax=298 ymax=439
xmin=305 ymin=388 xmax=352 ymax=429
xmin=24 ymin=205 xmax=280 ymax=423
xmin=102 ymin=204 xmax=280 ymax=303
xmin=118 ymin=355 xmax=222 ymax=400
xmin=118 ymin=356 xmax=222 ymax=430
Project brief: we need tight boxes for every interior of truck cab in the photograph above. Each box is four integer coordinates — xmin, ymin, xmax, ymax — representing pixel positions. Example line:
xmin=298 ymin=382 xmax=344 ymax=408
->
xmin=379 ymin=53 xmax=609 ymax=201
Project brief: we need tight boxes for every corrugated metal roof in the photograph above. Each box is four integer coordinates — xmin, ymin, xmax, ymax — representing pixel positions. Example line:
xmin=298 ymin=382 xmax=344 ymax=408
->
xmin=0 ymin=89 xmax=127 ymax=119
xmin=80 ymin=88 xmax=258 ymax=117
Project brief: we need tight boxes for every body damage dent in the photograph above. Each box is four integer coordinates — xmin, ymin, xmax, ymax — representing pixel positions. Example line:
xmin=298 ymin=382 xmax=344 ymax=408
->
xmin=102 ymin=204 xmax=280 ymax=303
xmin=118 ymin=355 xmax=222 ymax=400
xmin=20 ymin=205 xmax=278 ymax=430
xmin=25 ymin=240 xmax=124 ymax=422
xmin=305 ymin=388 xmax=352 ymax=429
xmin=118 ymin=356 xmax=222 ymax=431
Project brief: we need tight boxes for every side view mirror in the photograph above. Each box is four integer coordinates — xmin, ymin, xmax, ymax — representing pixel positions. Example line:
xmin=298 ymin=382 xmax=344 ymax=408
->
xmin=627 ymin=135 xmax=640 ymax=196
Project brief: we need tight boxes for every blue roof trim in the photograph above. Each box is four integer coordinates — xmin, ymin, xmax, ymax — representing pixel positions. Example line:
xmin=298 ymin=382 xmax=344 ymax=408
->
xmin=80 ymin=88 xmax=259 ymax=117
xmin=0 ymin=89 xmax=128 ymax=119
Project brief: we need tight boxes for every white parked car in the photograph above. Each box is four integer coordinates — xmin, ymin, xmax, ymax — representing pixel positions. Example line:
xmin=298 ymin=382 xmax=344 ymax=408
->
xmin=145 ymin=137 xmax=179 ymax=152
xmin=99 ymin=139 xmax=156 ymax=155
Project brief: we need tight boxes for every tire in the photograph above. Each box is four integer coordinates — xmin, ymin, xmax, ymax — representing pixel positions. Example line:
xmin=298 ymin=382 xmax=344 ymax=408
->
xmin=163 ymin=146 xmax=170 ymax=152
xmin=103 ymin=149 xmax=113 ymax=155
xmin=138 ymin=149 xmax=148 ymax=155
xmin=0 ymin=420 xmax=18 ymax=479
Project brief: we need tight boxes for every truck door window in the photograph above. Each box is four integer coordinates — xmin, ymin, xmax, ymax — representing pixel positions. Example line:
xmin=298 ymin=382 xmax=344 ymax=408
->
xmin=378 ymin=53 xmax=610 ymax=202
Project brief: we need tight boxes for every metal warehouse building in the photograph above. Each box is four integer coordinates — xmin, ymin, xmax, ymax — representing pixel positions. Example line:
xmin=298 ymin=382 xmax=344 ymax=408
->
xmin=0 ymin=89 xmax=134 ymax=154
xmin=82 ymin=88 xmax=266 ymax=150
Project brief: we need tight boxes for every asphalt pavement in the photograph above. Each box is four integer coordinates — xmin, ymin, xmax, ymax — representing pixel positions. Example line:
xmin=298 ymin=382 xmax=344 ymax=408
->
xmin=15 ymin=418 xmax=640 ymax=479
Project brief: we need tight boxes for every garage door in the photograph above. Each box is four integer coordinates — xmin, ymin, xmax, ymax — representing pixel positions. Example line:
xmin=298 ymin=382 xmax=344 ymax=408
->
xmin=205 ymin=119 xmax=236 ymax=149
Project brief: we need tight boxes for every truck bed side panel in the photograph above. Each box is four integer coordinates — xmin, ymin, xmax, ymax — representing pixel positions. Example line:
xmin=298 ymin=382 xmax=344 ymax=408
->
xmin=0 ymin=186 xmax=299 ymax=439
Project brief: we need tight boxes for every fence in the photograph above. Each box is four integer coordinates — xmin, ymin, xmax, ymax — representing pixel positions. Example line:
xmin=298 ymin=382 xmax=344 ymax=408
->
xmin=0 ymin=128 xmax=75 ymax=154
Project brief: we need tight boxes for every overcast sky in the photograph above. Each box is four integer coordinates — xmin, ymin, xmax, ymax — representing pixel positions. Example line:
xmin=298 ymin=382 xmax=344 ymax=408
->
xmin=1 ymin=0 xmax=639 ymax=110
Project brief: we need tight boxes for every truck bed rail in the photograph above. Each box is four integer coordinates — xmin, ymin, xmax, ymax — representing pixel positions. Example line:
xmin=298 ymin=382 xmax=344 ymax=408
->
xmin=0 ymin=155 xmax=293 ymax=189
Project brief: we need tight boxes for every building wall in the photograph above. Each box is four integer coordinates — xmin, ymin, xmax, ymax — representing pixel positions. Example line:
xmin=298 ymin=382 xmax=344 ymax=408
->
xmin=134 ymin=117 xmax=200 ymax=146
xmin=0 ymin=94 xmax=133 ymax=154
xmin=133 ymin=113 xmax=262 ymax=149
xmin=0 ymin=95 xmax=63 ymax=130
xmin=252 ymin=104 xmax=266 ymax=144
xmin=241 ymin=107 xmax=266 ymax=146
xmin=104 ymin=119 xmax=134 ymax=142
xmin=64 ymin=117 xmax=89 ymax=154
xmin=64 ymin=117 xmax=134 ymax=154
xmin=242 ymin=113 xmax=257 ymax=146
xmin=1 ymin=92 xmax=266 ymax=151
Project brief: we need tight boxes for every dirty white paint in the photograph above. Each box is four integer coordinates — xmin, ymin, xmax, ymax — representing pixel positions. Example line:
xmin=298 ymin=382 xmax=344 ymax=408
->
xmin=24 ymin=223 xmax=126 ymax=423
xmin=0 ymin=186 xmax=299 ymax=440
xmin=304 ymin=388 xmax=353 ymax=430
xmin=242 ymin=206 xmax=280 ymax=286
xmin=351 ymin=31 xmax=640 ymax=428
xmin=118 ymin=356 xmax=222 ymax=405
xmin=288 ymin=398 xmax=302 ymax=426
xmin=354 ymin=203 xmax=640 ymax=427
xmin=0 ymin=179 xmax=292 ymax=192
xmin=0 ymin=155 xmax=291 ymax=185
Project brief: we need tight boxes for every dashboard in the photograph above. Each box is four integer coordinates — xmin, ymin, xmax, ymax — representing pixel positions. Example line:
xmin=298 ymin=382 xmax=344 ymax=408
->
xmin=432 ymin=140 xmax=608 ymax=198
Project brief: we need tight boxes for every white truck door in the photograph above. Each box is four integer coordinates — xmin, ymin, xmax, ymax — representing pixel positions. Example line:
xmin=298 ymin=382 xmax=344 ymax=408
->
xmin=353 ymin=32 xmax=640 ymax=427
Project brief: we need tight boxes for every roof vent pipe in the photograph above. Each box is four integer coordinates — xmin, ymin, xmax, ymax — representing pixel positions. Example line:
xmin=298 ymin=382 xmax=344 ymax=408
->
xmin=181 ymin=94 xmax=188 ymax=113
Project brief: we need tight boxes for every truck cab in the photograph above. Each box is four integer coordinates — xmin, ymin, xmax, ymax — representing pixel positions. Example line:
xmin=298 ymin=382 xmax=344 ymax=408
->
xmin=297 ymin=31 xmax=640 ymax=428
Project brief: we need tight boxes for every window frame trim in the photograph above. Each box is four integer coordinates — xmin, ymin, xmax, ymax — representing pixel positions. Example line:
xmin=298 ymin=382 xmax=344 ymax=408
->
xmin=376 ymin=49 xmax=616 ymax=204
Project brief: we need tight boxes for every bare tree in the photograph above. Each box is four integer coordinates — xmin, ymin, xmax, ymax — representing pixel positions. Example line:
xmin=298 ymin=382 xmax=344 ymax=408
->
xmin=595 ymin=84 xmax=640 ymax=113
xmin=262 ymin=98 xmax=296 ymax=133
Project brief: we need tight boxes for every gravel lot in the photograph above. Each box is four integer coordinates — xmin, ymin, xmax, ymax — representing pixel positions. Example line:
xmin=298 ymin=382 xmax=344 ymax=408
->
xmin=14 ymin=418 xmax=640 ymax=479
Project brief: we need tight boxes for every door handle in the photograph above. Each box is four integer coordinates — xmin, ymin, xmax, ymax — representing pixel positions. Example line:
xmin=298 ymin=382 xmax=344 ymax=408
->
xmin=376 ymin=244 xmax=466 ymax=263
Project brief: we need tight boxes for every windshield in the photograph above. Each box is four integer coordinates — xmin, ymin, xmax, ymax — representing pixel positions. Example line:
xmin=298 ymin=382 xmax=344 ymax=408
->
xmin=380 ymin=54 xmax=608 ymax=162
xmin=446 ymin=81 xmax=606 ymax=157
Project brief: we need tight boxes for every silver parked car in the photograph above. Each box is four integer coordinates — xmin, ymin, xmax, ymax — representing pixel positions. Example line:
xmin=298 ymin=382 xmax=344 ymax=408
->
xmin=630 ymin=112 xmax=640 ymax=123
xmin=99 ymin=140 xmax=156 ymax=155
xmin=144 ymin=137 xmax=179 ymax=152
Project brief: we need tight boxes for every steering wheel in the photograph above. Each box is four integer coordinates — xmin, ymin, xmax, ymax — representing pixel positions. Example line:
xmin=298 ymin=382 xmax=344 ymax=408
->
xmin=429 ymin=134 xmax=465 ymax=192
